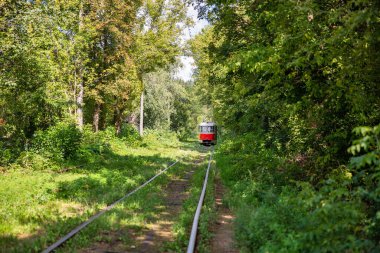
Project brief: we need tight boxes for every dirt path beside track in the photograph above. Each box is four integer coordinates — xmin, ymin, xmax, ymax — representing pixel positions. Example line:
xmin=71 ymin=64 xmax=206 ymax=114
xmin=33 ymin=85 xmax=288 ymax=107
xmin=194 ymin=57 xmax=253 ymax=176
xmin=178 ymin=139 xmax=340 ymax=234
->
xmin=131 ymin=165 xmax=196 ymax=253
xmin=210 ymin=177 xmax=238 ymax=253
xmin=80 ymin=156 xmax=205 ymax=253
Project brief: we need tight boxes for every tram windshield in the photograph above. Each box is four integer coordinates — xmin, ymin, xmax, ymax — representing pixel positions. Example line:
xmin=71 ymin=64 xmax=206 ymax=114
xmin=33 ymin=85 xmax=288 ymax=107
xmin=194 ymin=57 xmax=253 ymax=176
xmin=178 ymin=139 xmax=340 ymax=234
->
xmin=199 ymin=125 xmax=216 ymax=133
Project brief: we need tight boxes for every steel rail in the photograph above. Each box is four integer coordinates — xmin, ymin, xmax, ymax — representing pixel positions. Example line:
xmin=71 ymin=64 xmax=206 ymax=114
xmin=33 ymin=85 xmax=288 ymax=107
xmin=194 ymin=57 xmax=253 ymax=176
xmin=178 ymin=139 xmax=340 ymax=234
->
xmin=42 ymin=160 xmax=179 ymax=253
xmin=187 ymin=149 xmax=214 ymax=253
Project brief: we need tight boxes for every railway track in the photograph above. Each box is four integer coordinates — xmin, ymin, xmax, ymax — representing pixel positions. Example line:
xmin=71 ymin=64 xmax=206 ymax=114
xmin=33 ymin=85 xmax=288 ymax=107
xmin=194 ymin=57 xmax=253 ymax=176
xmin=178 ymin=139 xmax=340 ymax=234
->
xmin=42 ymin=148 xmax=215 ymax=253
xmin=187 ymin=148 xmax=214 ymax=253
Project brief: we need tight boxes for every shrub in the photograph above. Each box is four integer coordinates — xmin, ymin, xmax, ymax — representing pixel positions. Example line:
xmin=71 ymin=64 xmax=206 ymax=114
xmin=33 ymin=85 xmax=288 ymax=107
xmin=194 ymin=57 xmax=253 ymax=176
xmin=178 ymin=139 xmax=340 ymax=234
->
xmin=176 ymin=127 xmax=193 ymax=141
xmin=216 ymin=132 xmax=283 ymax=187
xmin=0 ymin=142 xmax=12 ymax=165
xmin=16 ymin=151 xmax=59 ymax=171
xmin=76 ymin=125 xmax=112 ymax=163
xmin=119 ymin=123 xmax=141 ymax=145
xmin=142 ymin=129 xmax=180 ymax=147
xmin=217 ymin=127 xmax=380 ymax=252
xmin=31 ymin=122 xmax=82 ymax=162
xmin=348 ymin=124 xmax=380 ymax=247
xmin=77 ymin=124 xmax=140 ymax=163
xmin=0 ymin=132 xmax=27 ymax=166
xmin=232 ymin=179 xmax=371 ymax=253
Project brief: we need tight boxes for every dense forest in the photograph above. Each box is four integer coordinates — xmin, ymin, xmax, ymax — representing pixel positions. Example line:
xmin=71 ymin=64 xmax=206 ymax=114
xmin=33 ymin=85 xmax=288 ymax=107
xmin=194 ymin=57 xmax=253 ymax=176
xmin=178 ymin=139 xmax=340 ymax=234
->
xmin=191 ymin=0 xmax=380 ymax=252
xmin=1 ymin=0 xmax=379 ymax=252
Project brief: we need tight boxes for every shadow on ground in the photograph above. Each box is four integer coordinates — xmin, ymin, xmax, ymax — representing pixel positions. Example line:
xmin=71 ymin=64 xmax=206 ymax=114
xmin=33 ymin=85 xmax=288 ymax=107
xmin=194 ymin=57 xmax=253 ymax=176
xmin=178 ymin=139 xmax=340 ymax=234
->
xmin=0 ymin=145 xmax=200 ymax=253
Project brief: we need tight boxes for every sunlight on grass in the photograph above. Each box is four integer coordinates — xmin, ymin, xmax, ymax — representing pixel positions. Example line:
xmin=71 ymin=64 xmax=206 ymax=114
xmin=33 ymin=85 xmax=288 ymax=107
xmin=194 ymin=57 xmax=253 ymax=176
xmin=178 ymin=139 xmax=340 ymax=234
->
xmin=0 ymin=134 xmax=202 ymax=252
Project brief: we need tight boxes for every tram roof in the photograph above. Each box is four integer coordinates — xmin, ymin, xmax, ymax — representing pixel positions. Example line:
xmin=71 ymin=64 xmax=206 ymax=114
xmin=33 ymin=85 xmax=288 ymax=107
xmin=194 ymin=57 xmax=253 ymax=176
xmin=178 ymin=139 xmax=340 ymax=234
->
xmin=199 ymin=122 xmax=216 ymax=126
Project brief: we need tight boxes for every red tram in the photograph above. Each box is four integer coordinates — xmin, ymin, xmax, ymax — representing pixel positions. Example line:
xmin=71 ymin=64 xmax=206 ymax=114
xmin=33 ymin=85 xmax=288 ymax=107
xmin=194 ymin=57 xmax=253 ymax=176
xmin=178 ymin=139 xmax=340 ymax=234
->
xmin=198 ymin=122 xmax=217 ymax=146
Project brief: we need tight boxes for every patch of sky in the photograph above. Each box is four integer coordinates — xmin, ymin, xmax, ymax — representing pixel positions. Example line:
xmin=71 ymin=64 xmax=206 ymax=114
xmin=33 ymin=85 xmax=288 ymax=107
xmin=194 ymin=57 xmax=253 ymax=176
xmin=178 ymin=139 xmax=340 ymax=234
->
xmin=175 ymin=4 xmax=208 ymax=82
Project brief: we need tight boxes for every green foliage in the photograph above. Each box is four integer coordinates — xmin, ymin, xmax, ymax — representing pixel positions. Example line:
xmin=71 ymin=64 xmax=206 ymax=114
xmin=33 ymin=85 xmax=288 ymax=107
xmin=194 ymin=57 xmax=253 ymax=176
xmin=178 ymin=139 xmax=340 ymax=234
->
xmin=0 ymin=128 xmax=199 ymax=252
xmin=143 ymin=69 xmax=201 ymax=139
xmin=133 ymin=0 xmax=189 ymax=75
xmin=142 ymin=129 xmax=180 ymax=148
xmin=0 ymin=141 xmax=12 ymax=165
xmin=0 ymin=2 xmax=70 ymax=158
xmin=31 ymin=122 xmax=82 ymax=163
xmin=9 ymin=122 xmax=82 ymax=171
xmin=349 ymin=125 xmax=380 ymax=166
xmin=16 ymin=151 xmax=59 ymax=171
xmin=143 ymin=71 xmax=176 ymax=130
xmin=213 ymin=124 xmax=380 ymax=251
xmin=217 ymin=137 xmax=378 ymax=252
xmin=349 ymin=124 xmax=380 ymax=243
xmin=76 ymin=125 xmax=113 ymax=162
xmin=192 ymin=0 xmax=380 ymax=250
xmin=171 ymin=84 xmax=201 ymax=141
xmin=233 ymin=182 xmax=371 ymax=253
xmin=0 ymin=0 xmax=190 ymax=158
xmin=119 ymin=123 xmax=141 ymax=144
xmin=193 ymin=0 xmax=380 ymax=174
xmin=216 ymin=132 xmax=284 ymax=188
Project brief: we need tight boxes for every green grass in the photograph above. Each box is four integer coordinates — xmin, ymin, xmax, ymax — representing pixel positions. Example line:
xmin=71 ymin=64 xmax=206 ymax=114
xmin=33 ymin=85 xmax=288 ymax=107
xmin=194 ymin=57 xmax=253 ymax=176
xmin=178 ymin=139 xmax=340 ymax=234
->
xmin=164 ymin=148 xmax=217 ymax=253
xmin=0 ymin=132 xmax=202 ymax=252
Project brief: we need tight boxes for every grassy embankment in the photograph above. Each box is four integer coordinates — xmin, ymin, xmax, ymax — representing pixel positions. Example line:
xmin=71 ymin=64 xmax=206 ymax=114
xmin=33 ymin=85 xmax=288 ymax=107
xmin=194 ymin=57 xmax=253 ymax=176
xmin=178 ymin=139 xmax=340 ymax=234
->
xmin=0 ymin=129 xmax=202 ymax=252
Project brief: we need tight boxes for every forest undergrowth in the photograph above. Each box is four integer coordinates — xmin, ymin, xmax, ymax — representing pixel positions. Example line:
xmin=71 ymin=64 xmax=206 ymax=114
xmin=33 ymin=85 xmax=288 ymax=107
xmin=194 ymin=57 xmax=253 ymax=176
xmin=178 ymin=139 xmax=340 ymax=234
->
xmin=216 ymin=126 xmax=379 ymax=252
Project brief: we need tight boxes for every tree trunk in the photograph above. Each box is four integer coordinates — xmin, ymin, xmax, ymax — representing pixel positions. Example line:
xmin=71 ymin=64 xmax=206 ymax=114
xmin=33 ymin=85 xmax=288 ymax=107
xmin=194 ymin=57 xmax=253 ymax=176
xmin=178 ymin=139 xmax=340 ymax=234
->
xmin=139 ymin=91 xmax=144 ymax=136
xmin=93 ymin=102 xmax=102 ymax=132
xmin=100 ymin=107 xmax=107 ymax=130
xmin=76 ymin=2 xmax=84 ymax=130
xmin=114 ymin=107 xmax=122 ymax=136
xmin=76 ymin=79 xmax=84 ymax=129
xmin=127 ymin=113 xmax=138 ymax=129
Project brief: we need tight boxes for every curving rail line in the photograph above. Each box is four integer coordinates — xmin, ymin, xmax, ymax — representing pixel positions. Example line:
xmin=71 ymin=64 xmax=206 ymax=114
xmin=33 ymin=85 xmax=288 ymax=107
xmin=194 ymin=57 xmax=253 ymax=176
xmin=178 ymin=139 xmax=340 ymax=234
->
xmin=42 ymin=160 xmax=179 ymax=253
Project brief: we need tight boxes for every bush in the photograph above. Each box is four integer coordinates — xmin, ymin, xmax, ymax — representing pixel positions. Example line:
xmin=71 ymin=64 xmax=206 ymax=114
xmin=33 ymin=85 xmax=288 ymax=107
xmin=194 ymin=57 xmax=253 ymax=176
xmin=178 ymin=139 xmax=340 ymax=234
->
xmin=119 ymin=123 xmax=141 ymax=145
xmin=0 ymin=142 xmax=12 ymax=165
xmin=233 ymin=180 xmax=371 ymax=253
xmin=0 ymin=132 xmax=27 ymax=166
xmin=142 ymin=129 xmax=180 ymax=147
xmin=216 ymin=132 xmax=283 ymax=187
xmin=217 ymin=128 xmax=380 ymax=252
xmin=176 ymin=127 xmax=193 ymax=141
xmin=348 ymin=125 xmax=380 ymax=247
xmin=16 ymin=151 xmax=59 ymax=171
xmin=76 ymin=125 xmax=112 ymax=163
xmin=31 ymin=122 xmax=82 ymax=162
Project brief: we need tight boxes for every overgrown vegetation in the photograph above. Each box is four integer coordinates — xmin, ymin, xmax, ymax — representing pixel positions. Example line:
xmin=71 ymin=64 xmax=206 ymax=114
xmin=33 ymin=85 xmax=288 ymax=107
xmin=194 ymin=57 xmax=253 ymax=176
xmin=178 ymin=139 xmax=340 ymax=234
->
xmin=0 ymin=124 xmax=201 ymax=252
xmin=2 ymin=0 xmax=379 ymax=251
xmin=192 ymin=0 xmax=380 ymax=251
xmin=0 ymin=1 xmax=209 ymax=251
xmin=215 ymin=129 xmax=379 ymax=252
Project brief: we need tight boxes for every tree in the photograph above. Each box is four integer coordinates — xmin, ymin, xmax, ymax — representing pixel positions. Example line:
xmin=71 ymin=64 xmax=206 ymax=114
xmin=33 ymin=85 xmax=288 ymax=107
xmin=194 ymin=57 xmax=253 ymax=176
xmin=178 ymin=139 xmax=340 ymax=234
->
xmin=143 ymin=70 xmax=175 ymax=130
xmin=132 ymin=0 xmax=189 ymax=135
xmin=0 ymin=1 xmax=72 ymax=156
xmin=193 ymin=0 xmax=380 ymax=173
xmin=191 ymin=0 xmax=380 ymax=250
xmin=143 ymin=69 xmax=200 ymax=138
xmin=82 ymin=0 xmax=142 ymax=134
